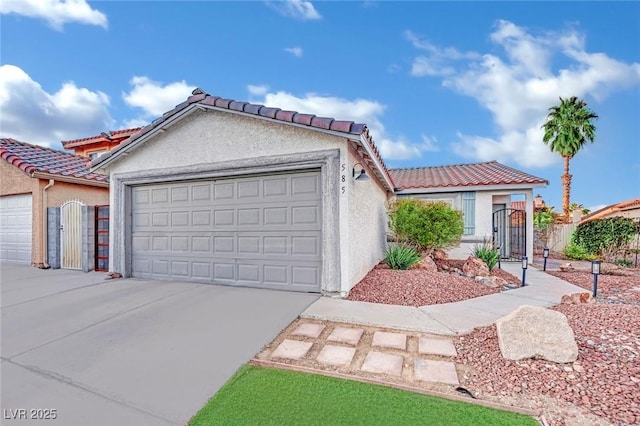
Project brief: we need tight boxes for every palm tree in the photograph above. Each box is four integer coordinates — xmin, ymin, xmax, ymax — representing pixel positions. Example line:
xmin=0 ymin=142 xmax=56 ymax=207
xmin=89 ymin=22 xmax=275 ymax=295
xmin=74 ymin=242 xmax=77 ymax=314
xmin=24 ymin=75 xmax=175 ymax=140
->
xmin=542 ymin=96 xmax=598 ymax=219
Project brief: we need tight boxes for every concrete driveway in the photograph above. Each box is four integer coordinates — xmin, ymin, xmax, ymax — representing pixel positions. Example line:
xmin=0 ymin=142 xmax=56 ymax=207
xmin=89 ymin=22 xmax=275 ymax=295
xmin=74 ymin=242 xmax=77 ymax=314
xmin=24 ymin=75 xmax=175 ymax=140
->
xmin=1 ymin=263 xmax=318 ymax=425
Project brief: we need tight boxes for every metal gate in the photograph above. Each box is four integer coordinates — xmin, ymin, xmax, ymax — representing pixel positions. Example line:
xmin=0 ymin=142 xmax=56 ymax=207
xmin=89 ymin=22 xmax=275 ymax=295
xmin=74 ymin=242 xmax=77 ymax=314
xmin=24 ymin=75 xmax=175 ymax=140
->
xmin=492 ymin=208 xmax=526 ymax=260
xmin=61 ymin=199 xmax=84 ymax=269
xmin=95 ymin=205 xmax=109 ymax=271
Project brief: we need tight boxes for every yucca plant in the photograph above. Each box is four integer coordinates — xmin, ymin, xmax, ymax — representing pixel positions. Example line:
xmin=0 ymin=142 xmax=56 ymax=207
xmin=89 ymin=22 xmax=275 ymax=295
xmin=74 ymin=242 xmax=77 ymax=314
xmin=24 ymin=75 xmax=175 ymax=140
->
xmin=385 ymin=244 xmax=421 ymax=270
xmin=471 ymin=239 xmax=500 ymax=270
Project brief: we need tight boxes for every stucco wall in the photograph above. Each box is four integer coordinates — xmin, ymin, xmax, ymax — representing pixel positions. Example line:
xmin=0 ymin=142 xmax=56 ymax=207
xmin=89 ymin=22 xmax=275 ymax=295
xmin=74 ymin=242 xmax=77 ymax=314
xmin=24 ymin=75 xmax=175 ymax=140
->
xmin=105 ymin=109 xmax=386 ymax=294
xmin=45 ymin=181 xmax=109 ymax=207
xmin=347 ymin=149 xmax=390 ymax=292
xmin=0 ymin=161 xmax=35 ymax=196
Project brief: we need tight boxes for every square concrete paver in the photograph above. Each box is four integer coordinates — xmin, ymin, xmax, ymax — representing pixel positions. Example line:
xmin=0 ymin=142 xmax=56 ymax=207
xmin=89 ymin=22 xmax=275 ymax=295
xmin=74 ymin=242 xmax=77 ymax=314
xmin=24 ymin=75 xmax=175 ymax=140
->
xmin=327 ymin=327 xmax=364 ymax=345
xmin=360 ymin=351 xmax=404 ymax=376
xmin=316 ymin=345 xmax=356 ymax=366
xmin=272 ymin=339 xmax=313 ymax=360
xmin=372 ymin=331 xmax=406 ymax=350
xmin=414 ymin=359 xmax=459 ymax=385
xmin=291 ymin=322 xmax=325 ymax=338
xmin=418 ymin=336 xmax=458 ymax=357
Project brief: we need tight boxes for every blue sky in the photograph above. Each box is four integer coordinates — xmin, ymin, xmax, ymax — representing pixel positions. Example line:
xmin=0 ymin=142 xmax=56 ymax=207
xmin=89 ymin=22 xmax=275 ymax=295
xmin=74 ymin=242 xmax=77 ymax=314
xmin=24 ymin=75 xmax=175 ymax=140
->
xmin=1 ymin=1 xmax=639 ymax=212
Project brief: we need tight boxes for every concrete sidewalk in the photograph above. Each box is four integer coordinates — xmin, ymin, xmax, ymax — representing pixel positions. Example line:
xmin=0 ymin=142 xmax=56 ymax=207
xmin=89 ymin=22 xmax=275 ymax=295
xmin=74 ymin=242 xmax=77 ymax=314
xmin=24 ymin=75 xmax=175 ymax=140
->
xmin=301 ymin=263 xmax=586 ymax=335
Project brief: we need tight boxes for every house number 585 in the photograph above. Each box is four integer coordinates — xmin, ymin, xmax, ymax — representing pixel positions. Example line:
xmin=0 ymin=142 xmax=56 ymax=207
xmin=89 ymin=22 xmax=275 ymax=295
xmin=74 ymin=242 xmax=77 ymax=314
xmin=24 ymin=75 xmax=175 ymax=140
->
xmin=341 ymin=163 xmax=346 ymax=194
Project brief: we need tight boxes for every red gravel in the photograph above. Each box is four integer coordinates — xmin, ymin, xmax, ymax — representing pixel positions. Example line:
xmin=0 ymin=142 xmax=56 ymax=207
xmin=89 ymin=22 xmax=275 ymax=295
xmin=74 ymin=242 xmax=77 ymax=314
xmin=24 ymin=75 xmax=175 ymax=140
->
xmin=349 ymin=257 xmax=640 ymax=424
xmin=455 ymin=303 xmax=640 ymax=426
xmin=346 ymin=259 xmax=518 ymax=306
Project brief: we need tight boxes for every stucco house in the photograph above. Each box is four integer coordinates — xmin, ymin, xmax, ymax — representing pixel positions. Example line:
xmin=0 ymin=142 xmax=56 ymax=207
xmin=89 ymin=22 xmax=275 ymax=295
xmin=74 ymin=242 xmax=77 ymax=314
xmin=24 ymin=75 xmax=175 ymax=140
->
xmin=580 ymin=198 xmax=640 ymax=224
xmin=391 ymin=163 xmax=547 ymax=260
xmin=91 ymin=89 xmax=547 ymax=296
xmin=62 ymin=127 xmax=142 ymax=159
xmin=0 ymin=139 xmax=110 ymax=266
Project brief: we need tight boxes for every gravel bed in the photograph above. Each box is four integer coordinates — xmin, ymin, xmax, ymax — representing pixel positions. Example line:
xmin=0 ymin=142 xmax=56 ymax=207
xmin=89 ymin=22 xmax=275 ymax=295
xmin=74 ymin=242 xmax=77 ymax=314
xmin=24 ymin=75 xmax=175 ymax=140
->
xmin=347 ymin=257 xmax=640 ymax=424
xmin=547 ymin=270 xmax=640 ymax=305
xmin=346 ymin=263 xmax=508 ymax=306
xmin=455 ymin=303 xmax=640 ymax=425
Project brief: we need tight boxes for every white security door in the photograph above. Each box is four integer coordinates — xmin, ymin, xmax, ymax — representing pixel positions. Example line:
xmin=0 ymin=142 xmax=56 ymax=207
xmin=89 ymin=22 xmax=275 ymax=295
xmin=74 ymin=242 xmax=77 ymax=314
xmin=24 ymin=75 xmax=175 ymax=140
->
xmin=0 ymin=194 xmax=33 ymax=263
xmin=61 ymin=200 xmax=84 ymax=270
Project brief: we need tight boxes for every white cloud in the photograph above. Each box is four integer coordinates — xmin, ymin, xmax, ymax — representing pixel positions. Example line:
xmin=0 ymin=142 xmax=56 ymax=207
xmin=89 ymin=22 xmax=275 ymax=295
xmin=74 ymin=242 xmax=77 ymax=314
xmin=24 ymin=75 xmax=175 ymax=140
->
xmin=247 ymin=84 xmax=269 ymax=96
xmin=284 ymin=46 xmax=304 ymax=57
xmin=0 ymin=64 xmax=113 ymax=146
xmin=266 ymin=0 xmax=321 ymax=21
xmin=255 ymin=90 xmax=429 ymax=160
xmin=0 ymin=0 xmax=107 ymax=30
xmin=408 ymin=21 xmax=640 ymax=168
xmin=420 ymin=134 xmax=440 ymax=152
xmin=406 ymin=30 xmax=479 ymax=77
xmin=122 ymin=76 xmax=194 ymax=118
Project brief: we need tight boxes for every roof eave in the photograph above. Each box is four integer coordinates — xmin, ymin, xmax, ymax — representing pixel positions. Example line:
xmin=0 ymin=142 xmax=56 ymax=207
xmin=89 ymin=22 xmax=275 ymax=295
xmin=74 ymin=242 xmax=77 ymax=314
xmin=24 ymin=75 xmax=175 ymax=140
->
xmin=395 ymin=181 xmax=548 ymax=194
xmin=32 ymin=172 xmax=109 ymax=188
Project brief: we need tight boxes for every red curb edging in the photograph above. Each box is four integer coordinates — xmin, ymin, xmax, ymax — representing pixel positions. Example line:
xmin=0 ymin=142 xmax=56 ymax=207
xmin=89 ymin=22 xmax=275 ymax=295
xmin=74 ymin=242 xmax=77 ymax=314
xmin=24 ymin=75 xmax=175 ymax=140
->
xmin=248 ymin=358 xmax=542 ymax=419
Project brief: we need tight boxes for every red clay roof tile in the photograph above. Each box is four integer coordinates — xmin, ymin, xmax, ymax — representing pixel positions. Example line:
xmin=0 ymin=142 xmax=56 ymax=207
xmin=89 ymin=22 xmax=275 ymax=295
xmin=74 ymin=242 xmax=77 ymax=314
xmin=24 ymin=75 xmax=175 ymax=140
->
xmin=390 ymin=161 xmax=547 ymax=190
xmin=1 ymin=138 xmax=109 ymax=183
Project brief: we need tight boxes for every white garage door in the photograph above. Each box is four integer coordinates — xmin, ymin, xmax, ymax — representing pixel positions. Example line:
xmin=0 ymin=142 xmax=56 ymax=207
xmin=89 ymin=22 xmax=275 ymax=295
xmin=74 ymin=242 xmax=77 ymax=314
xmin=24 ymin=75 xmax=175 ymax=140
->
xmin=0 ymin=194 xmax=33 ymax=264
xmin=131 ymin=170 xmax=322 ymax=292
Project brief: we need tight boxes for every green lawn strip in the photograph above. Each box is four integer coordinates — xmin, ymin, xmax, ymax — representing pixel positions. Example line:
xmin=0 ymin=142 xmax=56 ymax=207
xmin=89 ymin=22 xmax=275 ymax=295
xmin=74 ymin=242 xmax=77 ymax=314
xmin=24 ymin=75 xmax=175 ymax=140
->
xmin=188 ymin=364 xmax=538 ymax=426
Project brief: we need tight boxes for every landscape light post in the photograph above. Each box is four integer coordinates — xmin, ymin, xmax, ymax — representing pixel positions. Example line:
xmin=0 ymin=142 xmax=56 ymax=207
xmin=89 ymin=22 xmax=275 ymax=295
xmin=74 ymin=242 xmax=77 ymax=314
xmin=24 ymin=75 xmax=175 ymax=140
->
xmin=543 ymin=248 xmax=549 ymax=271
xmin=521 ymin=256 xmax=528 ymax=287
xmin=591 ymin=260 xmax=600 ymax=298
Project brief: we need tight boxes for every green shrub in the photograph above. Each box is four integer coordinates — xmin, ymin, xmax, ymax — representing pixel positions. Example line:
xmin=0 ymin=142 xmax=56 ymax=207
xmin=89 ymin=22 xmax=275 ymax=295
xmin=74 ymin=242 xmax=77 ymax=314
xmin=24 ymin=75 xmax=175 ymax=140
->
xmin=471 ymin=240 xmax=499 ymax=270
xmin=387 ymin=198 xmax=464 ymax=251
xmin=564 ymin=242 xmax=595 ymax=261
xmin=572 ymin=217 xmax=638 ymax=255
xmin=615 ymin=258 xmax=633 ymax=268
xmin=385 ymin=244 xmax=421 ymax=270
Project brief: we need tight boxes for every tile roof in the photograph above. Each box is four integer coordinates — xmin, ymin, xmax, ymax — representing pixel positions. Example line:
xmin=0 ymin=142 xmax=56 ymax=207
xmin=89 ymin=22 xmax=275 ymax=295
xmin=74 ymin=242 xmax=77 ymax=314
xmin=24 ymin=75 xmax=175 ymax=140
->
xmin=61 ymin=127 xmax=142 ymax=149
xmin=390 ymin=161 xmax=548 ymax=190
xmin=511 ymin=201 xmax=526 ymax=210
xmin=0 ymin=138 xmax=109 ymax=184
xmin=580 ymin=198 xmax=640 ymax=223
xmin=91 ymin=88 xmax=393 ymax=190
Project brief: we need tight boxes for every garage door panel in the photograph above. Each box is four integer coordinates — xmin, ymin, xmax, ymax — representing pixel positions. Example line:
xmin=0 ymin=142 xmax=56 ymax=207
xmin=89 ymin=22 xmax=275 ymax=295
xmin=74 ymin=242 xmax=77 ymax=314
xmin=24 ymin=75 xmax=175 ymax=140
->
xmin=131 ymin=171 xmax=322 ymax=291
xmin=0 ymin=194 xmax=33 ymax=264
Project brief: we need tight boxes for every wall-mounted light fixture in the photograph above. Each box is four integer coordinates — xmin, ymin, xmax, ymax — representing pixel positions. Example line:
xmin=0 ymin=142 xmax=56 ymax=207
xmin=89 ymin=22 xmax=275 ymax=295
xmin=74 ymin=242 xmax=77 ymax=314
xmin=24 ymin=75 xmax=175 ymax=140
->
xmin=352 ymin=163 xmax=370 ymax=181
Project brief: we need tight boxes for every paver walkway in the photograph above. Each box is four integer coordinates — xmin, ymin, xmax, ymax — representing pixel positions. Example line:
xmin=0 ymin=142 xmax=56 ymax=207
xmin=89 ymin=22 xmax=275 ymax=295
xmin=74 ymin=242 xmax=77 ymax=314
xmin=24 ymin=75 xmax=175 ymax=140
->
xmin=253 ymin=318 xmax=462 ymax=392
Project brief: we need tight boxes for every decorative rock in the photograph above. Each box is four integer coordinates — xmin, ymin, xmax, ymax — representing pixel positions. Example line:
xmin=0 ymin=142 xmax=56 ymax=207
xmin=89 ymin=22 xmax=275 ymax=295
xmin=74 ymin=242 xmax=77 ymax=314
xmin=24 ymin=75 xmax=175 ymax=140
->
xmin=475 ymin=275 xmax=508 ymax=288
xmin=462 ymin=256 xmax=490 ymax=278
xmin=559 ymin=262 xmax=575 ymax=272
xmin=413 ymin=255 xmax=438 ymax=272
xmin=600 ymin=262 xmax=625 ymax=276
xmin=561 ymin=292 xmax=595 ymax=305
xmin=496 ymin=305 xmax=579 ymax=363
xmin=432 ymin=249 xmax=448 ymax=260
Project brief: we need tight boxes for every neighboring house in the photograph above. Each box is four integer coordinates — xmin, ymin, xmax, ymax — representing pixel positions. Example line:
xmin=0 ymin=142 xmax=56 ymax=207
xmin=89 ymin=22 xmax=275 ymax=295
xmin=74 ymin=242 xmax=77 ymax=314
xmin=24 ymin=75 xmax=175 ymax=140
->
xmin=91 ymin=89 xmax=547 ymax=296
xmin=62 ymin=128 xmax=141 ymax=159
xmin=580 ymin=198 xmax=640 ymax=224
xmin=391 ymin=163 xmax=547 ymax=261
xmin=0 ymin=139 xmax=109 ymax=266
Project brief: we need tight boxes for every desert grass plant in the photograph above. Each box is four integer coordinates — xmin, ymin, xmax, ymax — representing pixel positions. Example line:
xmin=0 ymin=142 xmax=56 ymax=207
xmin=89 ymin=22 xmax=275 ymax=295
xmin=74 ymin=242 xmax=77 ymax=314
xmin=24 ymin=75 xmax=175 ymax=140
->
xmin=471 ymin=239 xmax=500 ymax=270
xmin=385 ymin=244 xmax=421 ymax=270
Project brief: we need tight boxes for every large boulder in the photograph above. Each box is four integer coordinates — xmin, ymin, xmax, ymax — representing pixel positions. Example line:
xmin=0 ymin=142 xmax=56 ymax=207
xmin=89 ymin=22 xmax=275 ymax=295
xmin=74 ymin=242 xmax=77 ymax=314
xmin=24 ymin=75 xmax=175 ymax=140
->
xmin=496 ymin=305 xmax=578 ymax=363
xmin=462 ymin=256 xmax=490 ymax=278
xmin=561 ymin=292 xmax=595 ymax=305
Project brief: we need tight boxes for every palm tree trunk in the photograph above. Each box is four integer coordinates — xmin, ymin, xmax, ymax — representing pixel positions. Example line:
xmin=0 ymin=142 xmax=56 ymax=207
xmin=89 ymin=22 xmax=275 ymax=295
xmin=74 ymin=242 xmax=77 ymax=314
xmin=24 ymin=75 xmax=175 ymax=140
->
xmin=561 ymin=156 xmax=572 ymax=220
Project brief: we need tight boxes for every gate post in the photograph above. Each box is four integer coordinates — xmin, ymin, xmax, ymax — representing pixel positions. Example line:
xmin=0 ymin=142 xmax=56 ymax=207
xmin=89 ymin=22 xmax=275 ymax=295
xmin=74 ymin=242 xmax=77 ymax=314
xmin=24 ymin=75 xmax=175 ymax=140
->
xmin=47 ymin=207 xmax=61 ymax=269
